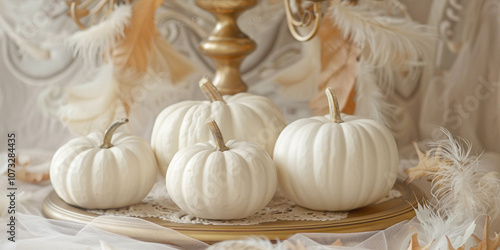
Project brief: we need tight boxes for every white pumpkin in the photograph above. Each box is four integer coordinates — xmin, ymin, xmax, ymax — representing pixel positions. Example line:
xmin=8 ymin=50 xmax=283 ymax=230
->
xmin=152 ymin=77 xmax=286 ymax=175
xmin=50 ymin=118 xmax=158 ymax=209
xmin=166 ymin=120 xmax=277 ymax=220
xmin=273 ymin=88 xmax=399 ymax=211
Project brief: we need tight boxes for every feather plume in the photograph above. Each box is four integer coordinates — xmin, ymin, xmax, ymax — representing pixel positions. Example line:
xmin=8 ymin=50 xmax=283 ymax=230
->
xmin=413 ymin=204 xmax=477 ymax=250
xmin=429 ymin=128 xmax=500 ymax=220
xmin=111 ymin=0 xmax=164 ymax=73
xmin=308 ymin=15 xmax=359 ymax=116
xmin=406 ymin=128 xmax=500 ymax=249
xmin=54 ymin=64 xmax=128 ymax=135
xmin=42 ymin=0 xmax=201 ymax=135
xmin=328 ymin=0 xmax=434 ymax=89
xmin=66 ymin=4 xmax=132 ymax=63
xmin=353 ymin=60 xmax=395 ymax=126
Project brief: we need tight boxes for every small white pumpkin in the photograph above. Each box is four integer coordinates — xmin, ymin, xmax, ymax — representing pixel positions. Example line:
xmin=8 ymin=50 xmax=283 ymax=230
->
xmin=273 ymin=88 xmax=399 ymax=211
xmin=166 ymin=120 xmax=278 ymax=220
xmin=151 ymin=77 xmax=287 ymax=175
xmin=50 ymin=118 xmax=158 ymax=209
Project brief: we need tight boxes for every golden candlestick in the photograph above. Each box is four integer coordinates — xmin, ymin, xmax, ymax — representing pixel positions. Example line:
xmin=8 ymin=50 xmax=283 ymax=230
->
xmin=195 ymin=0 xmax=257 ymax=95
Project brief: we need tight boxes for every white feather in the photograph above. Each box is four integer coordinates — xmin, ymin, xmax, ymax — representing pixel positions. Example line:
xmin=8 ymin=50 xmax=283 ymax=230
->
xmin=406 ymin=128 xmax=500 ymax=249
xmin=429 ymin=128 xmax=500 ymax=220
xmin=353 ymin=60 xmax=394 ymax=127
xmin=328 ymin=0 xmax=435 ymax=89
xmin=413 ymin=204 xmax=477 ymax=250
xmin=55 ymin=64 xmax=127 ymax=135
xmin=66 ymin=4 xmax=132 ymax=63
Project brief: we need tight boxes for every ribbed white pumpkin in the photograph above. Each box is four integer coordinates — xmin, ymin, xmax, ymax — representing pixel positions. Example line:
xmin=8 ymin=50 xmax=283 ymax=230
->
xmin=50 ymin=118 xmax=158 ymax=209
xmin=152 ymin=77 xmax=286 ymax=175
xmin=273 ymin=88 xmax=399 ymax=211
xmin=166 ymin=121 xmax=278 ymax=220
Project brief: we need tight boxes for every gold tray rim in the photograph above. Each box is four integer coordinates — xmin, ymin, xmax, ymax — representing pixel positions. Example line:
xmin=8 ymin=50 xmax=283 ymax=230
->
xmin=42 ymin=180 xmax=423 ymax=244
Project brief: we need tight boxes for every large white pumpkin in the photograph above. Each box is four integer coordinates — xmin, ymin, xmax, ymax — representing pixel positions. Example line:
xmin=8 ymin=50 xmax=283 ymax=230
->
xmin=50 ymin=118 xmax=158 ymax=209
xmin=166 ymin=121 xmax=278 ymax=220
xmin=152 ymin=77 xmax=286 ymax=175
xmin=273 ymin=88 xmax=399 ymax=211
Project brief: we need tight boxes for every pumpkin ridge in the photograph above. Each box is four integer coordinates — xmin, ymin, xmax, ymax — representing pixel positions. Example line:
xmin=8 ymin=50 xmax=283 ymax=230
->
xmin=282 ymin=124 xmax=302 ymax=203
xmin=225 ymin=151 xmax=247 ymax=218
xmin=233 ymin=142 xmax=276 ymax=218
xmin=253 ymin=152 xmax=275 ymax=214
xmin=105 ymin=148 xmax=122 ymax=206
xmin=336 ymin=123 xmax=347 ymax=209
xmin=235 ymin=96 xmax=285 ymax=128
xmin=91 ymin=149 xmax=112 ymax=206
xmin=223 ymin=104 xmax=246 ymax=149
xmin=294 ymin=121 xmax=320 ymax=206
xmin=378 ymin=122 xmax=399 ymax=198
xmin=206 ymin=152 xmax=229 ymax=217
xmin=322 ymin=123 xmax=336 ymax=209
xmin=312 ymin=124 xmax=327 ymax=208
xmin=234 ymin=103 xmax=269 ymax=149
xmin=53 ymin=144 xmax=89 ymax=204
xmin=353 ymin=123 xmax=370 ymax=207
xmin=357 ymin=121 xmax=396 ymax=206
xmin=121 ymin=146 xmax=145 ymax=204
xmin=151 ymin=104 xmax=191 ymax=171
xmin=188 ymin=149 xmax=213 ymax=207
xmin=71 ymin=148 xmax=98 ymax=206
xmin=365 ymin=123 xmax=389 ymax=203
xmin=184 ymin=104 xmax=206 ymax=147
xmin=175 ymin=149 xmax=210 ymax=214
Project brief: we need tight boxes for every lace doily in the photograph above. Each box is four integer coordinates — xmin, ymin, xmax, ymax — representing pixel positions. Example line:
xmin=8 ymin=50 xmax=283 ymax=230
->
xmin=88 ymin=179 xmax=402 ymax=226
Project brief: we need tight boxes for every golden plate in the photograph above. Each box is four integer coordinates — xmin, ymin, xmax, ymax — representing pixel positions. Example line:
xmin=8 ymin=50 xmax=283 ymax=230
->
xmin=42 ymin=180 xmax=423 ymax=245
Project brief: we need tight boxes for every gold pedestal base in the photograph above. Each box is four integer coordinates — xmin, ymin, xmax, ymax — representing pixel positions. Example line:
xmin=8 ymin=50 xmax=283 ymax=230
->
xmin=42 ymin=181 xmax=423 ymax=245
xmin=195 ymin=0 xmax=257 ymax=95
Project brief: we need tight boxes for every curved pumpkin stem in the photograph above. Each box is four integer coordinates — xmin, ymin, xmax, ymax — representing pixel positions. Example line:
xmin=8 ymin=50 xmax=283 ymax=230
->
xmin=325 ymin=87 xmax=344 ymax=124
xmin=100 ymin=118 xmax=129 ymax=148
xmin=207 ymin=120 xmax=229 ymax=152
xmin=199 ymin=76 xmax=226 ymax=103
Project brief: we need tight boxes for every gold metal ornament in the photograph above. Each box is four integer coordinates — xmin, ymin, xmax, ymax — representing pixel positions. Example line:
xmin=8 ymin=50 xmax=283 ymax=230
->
xmin=283 ymin=0 xmax=325 ymax=42
xmin=195 ymin=0 xmax=257 ymax=95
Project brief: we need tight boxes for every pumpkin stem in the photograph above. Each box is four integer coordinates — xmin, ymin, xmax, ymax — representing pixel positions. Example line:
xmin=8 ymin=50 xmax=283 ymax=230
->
xmin=100 ymin=118 xmax=129 ymax=149
xmin=199 ymin=76 xmax=226 ymax=103
xmin=207 ymin=120 xmax=229 ymax=152
xmin=326 ymin=87 xmax=344 ymax=123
